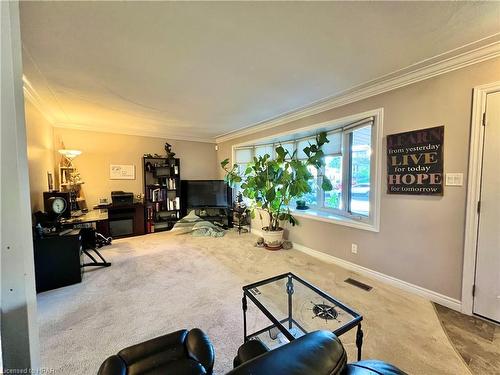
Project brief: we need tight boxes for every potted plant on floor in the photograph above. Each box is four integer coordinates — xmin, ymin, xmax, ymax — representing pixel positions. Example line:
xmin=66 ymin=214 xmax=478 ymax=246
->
xmin=221 ymin=132 xmax=332 ymax=250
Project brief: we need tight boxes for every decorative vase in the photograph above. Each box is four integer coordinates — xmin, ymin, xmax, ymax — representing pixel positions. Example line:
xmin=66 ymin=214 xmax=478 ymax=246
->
xmin=262 ymin=227 xmax=284 ymax=250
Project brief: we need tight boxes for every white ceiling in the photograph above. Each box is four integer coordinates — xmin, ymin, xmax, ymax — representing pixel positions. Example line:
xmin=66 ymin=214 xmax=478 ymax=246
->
xmin=19 ymin=1 xmax=500 ymax=142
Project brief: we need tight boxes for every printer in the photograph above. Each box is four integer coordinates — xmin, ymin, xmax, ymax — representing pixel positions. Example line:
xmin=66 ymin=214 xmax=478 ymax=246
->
xmin=111 ymin=191 xmax=134 ymax=206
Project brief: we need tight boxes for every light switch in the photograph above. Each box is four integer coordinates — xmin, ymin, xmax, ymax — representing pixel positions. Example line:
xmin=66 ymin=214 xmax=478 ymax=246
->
xmin=445 ymin=173 xmax=463 ymax=186
xmin=351 ymin=243 xmax=358 ymax=254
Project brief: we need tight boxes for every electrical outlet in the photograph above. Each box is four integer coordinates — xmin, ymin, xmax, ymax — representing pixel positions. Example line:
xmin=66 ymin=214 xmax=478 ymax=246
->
xmin=351 ymin=243 xmax=358 ymax=254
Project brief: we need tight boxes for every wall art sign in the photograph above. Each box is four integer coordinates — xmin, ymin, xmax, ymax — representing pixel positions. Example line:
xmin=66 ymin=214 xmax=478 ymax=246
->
xmin=110 ymin=164 xmax=135 ymax=180
xmin=387 ymin=125 xmax=444 ymax=195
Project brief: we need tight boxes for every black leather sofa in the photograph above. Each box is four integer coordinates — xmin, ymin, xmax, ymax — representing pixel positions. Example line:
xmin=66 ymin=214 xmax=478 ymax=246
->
xmin=98 ymin=329 xmax=406 ymax=375
xmin=97 ymin=329 xmax=215 ymax=375
xmin=229 ymin=330 xmax=407 ymax=375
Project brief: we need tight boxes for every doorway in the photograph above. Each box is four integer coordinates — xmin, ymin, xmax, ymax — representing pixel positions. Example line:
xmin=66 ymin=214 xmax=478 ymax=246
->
xmin=463 ymin=81 xmax=500 ymax=320
xmin=474 ymin=91 xmax=500 ymax=322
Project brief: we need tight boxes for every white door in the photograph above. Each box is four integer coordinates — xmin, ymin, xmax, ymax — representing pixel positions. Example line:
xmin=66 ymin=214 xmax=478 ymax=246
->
xmin=474 ymin=91 xmax=500 ymax=322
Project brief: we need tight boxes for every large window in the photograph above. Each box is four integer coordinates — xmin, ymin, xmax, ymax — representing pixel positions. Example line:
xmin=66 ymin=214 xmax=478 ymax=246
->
xmin=232 ymin=112 xmax=381 ymax=231
xmin=349 ymin=125 xmax=371 ymax=216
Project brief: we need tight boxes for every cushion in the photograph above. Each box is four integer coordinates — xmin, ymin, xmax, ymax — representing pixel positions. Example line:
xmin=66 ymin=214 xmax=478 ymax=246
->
xmin=344 ymin=360 xmax=408 ymax=375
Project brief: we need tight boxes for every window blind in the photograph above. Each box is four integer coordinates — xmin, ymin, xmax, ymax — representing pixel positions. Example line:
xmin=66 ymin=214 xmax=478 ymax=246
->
xmin=280 ymin=141 xmax=295 ymax=159
xmin=322 ymin=131 xmax=342 ymax=156
xmin=352 ymin=125 xmax=372 ymax=148
xmin=342 ymin=117 xmax=374 ymax=133
xmin=297 ymin=138 xmax=316 ymax=159
xmin=254 ymin=144 xmax=274 ymax=158
xmin=233 ymin=116 xmax=373 ymax=162
xmin=235 ymin=148 xmax=253 ymax=164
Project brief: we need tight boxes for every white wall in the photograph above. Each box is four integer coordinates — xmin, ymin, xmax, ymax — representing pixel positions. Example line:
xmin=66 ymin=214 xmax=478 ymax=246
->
xmin=52 ymin=127 xmax=218 ymax=207
xmin=1 ymin=0 xmax=40 ymax=370
xmin=218 ymin=57 xmax=500 ymax=301
xmin=25 ymin=100 xmax=55 ymax=212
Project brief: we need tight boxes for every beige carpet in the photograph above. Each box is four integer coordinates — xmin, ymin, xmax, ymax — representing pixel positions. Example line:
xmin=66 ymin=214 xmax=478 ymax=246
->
xmin=37 ymin=231 xmax=470 ymax=375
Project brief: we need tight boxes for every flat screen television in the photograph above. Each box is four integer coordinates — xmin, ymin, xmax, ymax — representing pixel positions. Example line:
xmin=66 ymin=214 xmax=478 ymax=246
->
xmin=182 ymin=180 xmax=231 ymax=208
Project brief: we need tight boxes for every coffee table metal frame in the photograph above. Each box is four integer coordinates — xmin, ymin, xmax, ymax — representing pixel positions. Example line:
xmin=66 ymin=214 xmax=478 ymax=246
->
xmin=242 ymin=272 xmax=364 ymax=360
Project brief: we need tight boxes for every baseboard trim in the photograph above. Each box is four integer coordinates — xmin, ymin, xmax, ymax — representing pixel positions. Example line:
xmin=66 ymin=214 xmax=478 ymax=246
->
xmin=250 ymin=228 xmax=462 ymax=312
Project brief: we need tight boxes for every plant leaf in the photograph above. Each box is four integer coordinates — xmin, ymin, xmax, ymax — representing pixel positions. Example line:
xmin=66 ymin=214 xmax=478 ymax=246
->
xmin=322 ymin=178 xmax=333 ymax=191
xmin=265 ymin=188 xmax=276 ymax=202
xmin=275 ymin=146 xmax=285 ymax=159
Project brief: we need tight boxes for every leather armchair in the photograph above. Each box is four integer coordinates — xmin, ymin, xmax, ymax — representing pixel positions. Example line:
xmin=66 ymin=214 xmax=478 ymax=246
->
xmin=228 ymin=330 xmax=407 ymax=375
xmin=97 ymin=328 xmax=215 ymax=375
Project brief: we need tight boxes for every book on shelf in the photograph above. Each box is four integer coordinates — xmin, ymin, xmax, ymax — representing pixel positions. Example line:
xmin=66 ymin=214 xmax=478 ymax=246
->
xmin=167 ymin=178 xmax=176 ymax=190
xmin=166 ymin=197 xmax=180 ymax=211
xmin=147 ymin=188 xmax=169 ymax=202
xmin=146 ymin=206 xmax=154 ymax=220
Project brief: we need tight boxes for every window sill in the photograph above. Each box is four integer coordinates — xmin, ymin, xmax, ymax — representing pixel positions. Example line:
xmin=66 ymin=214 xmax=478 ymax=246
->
xmin=290 ymin=208 xmax=379 ymax=232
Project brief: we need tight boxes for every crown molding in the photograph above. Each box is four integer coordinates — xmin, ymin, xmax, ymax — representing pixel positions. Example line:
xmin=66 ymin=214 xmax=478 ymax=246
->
xmin=52 ymin=122 xmax=216 ymax=144
xmin=22 ymin=35 xmax=500 ymax=145
xmin=22 ymin=76 xmax=215 ymax=143
xmin=215 ymin=39 xmax=500 ymax=144
xmin=22 ymin=76 xmax=56 ymax=125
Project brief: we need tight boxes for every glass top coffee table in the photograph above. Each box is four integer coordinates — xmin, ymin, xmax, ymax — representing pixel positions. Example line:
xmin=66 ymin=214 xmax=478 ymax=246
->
xmin=242 ymin=272 xmax=364 ymax=360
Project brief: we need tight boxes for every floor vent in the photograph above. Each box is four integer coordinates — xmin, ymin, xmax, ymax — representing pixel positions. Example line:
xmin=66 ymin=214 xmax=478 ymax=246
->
xmin=344 ymin=278 xmax=372 ymax=291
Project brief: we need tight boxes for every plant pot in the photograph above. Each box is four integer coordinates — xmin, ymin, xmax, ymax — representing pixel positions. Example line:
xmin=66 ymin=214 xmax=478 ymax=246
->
xmin=262 ymin=227 xmax=284 ymax=250
xmin=296 ymin=199 xmax=309 ymax=210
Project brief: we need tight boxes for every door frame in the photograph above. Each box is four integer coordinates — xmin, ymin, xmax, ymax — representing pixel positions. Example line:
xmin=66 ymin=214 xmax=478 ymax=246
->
xmin=462 ymin=81 xmax=500 ymax=315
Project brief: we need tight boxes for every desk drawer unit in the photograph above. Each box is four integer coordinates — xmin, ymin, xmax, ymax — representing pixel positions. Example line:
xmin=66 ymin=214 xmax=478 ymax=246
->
xmin=33 ymin=231 xmax=83 ymax=293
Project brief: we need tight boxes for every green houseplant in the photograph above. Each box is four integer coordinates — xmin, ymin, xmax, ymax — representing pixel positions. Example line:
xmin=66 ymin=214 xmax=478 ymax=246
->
xmin=221 ymin=132 xmax=332 ymax=249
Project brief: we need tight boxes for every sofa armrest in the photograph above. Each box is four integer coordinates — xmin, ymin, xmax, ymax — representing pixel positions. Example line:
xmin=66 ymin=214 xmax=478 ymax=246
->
xmin=233 ymin=339 xmax=270 ymax=368
xmin=97 ymin=355 xmax=127 ymax=375
xmin=228 ymin=331 xmax=347 ymax=375
xmin=185 ymin=328 xmax=215 ymax=373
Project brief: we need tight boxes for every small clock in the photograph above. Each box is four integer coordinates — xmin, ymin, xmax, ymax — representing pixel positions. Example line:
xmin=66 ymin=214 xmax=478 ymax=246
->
xmin=48 ymin=196 xmax=67 ymax=216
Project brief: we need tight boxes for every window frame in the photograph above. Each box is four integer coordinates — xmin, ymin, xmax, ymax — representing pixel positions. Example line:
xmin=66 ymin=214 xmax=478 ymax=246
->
xmin=316 ymin=124 xmax=373 ymax=224
xmin=231 ymin=108 xmax=383 ymax=232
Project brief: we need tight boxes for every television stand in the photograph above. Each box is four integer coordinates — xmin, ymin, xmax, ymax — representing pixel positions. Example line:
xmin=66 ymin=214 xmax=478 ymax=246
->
xmin=188 ymin=206 xmax=232 ymax=229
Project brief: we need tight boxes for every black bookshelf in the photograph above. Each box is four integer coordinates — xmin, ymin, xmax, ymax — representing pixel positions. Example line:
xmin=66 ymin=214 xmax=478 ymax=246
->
xmin=143 ymin=156 xmax=181 ymax=233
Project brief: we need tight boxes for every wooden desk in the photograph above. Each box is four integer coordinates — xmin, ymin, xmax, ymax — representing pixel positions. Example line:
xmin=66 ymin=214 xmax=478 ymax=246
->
xmin=61 ymin=211 xmax=112 ymax=268
xmin=61 ymin=205 xmax=145 ymax=238
xmin=62 ymin=209 xmax=108 ymax=224
xmin=61 ymin=209 xmax=109 ymax=236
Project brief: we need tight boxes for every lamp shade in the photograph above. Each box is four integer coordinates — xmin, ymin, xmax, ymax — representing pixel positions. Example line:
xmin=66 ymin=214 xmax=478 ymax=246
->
xmin=58 ymin=149 xmax=82 ymax=159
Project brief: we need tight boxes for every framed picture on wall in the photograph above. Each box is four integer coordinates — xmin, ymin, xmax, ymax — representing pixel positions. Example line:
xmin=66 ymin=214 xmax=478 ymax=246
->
xmin=110 ymin=164 xmax=135 ymax=180
xmin=387 ymin=125 xmax=444 ymax=195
